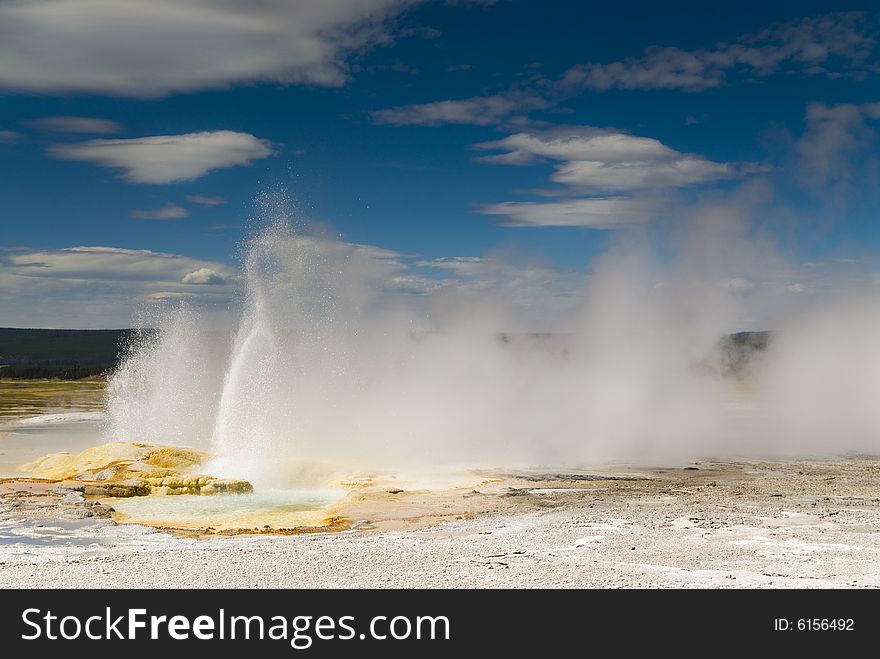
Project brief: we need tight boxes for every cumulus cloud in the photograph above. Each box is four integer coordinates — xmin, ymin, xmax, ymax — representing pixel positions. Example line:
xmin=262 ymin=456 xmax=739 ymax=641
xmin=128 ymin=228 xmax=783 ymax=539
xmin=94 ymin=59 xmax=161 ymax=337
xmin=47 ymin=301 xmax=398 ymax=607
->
xmin=181 ymin=268 xmax=227 ymax=285
xmin=130 ymin=203 xmax=189 ymax=220
xmin=28 ymin=116 xmax=122 ymax=134
xmin=560 ymin=12 xmax=878 ymax=93
xmin=48 ymin=131 xmax=276 ymax=184
xmin=186 ymin=194 xmax=227 ymax=206
xmin=0 ymin=0 xmax=416 ymax=97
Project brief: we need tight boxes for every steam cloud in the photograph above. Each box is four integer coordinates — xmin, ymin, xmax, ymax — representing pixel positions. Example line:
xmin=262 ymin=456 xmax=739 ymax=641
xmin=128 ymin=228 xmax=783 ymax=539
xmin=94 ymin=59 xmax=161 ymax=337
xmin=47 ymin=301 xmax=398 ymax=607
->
xmin=104 ymin=191 xmax=880 ymax=486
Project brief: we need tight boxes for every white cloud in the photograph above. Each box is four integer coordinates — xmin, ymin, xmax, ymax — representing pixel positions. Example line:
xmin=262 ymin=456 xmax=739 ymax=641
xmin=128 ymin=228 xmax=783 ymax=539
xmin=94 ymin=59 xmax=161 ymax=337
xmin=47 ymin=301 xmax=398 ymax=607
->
xmin=478 ymin=197 xmax=661 ymax=228
xmin=473 ymin=126 xmax=757 ymax=229
xmin=3 ymin=246 xmax=234 ymax=283
xmin=0 ymin=245 xmax=237 ymax=327
xmin=559 ymin=12 xmax=877 ymax=93
xmin=0 ymin=0 xmax=416 ymax=97
xmin=186 ymin=194 xmax=227 ymax=206
xmin=28 ymin=116 xmax=122 ymax=133
xmin=130 ymin=203 xmax=189 ymax=220
xmin=48 ymin=131 xmax=276 ymax=184
xmin=0 ymin=130 xmax=19 ymax=144
xmin=475 ymin=127 xmax=739 ymax=192
xmin=181 ymin=268 xmax=227 ymax=285
xmin=0 ymin=239 xmax=582 ymax=328
xmin=475 ymin=129 xmax=677 ymax=165
xmin=551 ymin=156 xmax=735 ymax=191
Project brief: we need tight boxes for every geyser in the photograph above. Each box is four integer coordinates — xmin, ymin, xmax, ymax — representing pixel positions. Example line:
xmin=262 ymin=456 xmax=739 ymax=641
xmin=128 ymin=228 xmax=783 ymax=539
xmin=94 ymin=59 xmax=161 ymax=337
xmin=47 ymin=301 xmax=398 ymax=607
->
xmin=104 ymin=195 xmax=880 ymax=486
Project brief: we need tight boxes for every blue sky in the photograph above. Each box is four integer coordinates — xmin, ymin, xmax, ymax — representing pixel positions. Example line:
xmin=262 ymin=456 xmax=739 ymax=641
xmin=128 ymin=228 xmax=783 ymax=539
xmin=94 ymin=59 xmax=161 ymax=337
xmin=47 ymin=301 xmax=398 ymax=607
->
xmin=1 ymin=0 xmax=878 ymax=327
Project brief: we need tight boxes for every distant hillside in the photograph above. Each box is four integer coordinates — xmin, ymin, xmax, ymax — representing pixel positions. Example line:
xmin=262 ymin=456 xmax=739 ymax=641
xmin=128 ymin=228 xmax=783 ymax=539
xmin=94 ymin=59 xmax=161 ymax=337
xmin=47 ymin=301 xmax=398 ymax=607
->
xmin=0 ymin=327 xmax=773 ymax=381
xmin=0 ymin=328 xmax=140 ymax=379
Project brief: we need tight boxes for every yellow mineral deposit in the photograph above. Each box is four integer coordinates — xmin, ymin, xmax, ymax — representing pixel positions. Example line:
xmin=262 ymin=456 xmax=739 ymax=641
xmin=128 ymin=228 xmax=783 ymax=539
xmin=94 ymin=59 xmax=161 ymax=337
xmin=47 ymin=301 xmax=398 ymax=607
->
xmin=19 ymin=442 xmax=253 ymax=496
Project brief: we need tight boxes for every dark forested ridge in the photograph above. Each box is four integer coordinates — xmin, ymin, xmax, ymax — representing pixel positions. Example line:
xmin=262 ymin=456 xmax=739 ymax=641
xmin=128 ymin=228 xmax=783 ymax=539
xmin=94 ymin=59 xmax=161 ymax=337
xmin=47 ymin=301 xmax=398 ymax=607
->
xmin=718 ymin=331 xmax=772 ymax=375
xmin=0 ymin=328 xmax=140 ymax=379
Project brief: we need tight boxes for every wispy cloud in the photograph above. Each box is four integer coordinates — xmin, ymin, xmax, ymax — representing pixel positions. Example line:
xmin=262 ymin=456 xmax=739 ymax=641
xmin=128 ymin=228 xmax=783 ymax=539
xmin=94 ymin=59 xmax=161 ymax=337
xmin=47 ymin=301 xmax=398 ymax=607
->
xmin=48 ymin=131 xmax=276 ymax=184
xmin=186 ymin=194 xmax=227 ymax=206
xmin=130 ymin=203 xmax=189 ymax=220
xmin=28 ymin=116 xmax=122 ymax=134
xmin=373 ymin=12 xmax=879 ymax=127
xmin=551 ymin=156 xmax=736 ymax=192
xmin=398 ymin=25 xmax=442 ymax=40
xmin=373 ymin=90 xmax=548 ymax=126
xmin=0 ymin=130 xmax=20 ymax=144
xmin=2 ymin=246 xmax=234 ymax=283
xmin=559 ymin=12 xmax=877 ymax=93
xmin=478 ymin=197 xmax=662 ymax=229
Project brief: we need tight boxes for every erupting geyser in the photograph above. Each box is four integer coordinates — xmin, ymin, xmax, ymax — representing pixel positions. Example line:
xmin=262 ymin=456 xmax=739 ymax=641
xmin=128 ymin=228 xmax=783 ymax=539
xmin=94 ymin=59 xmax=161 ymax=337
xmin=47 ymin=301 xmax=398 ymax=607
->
xmin=104 ymin=194 xmax=880 ymax=487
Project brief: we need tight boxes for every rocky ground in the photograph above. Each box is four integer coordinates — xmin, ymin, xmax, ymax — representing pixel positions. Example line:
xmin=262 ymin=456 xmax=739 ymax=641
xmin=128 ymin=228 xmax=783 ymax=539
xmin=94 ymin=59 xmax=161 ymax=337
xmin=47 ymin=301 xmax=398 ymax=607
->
xmin=1 ymin=456 xmax=878 ymax=588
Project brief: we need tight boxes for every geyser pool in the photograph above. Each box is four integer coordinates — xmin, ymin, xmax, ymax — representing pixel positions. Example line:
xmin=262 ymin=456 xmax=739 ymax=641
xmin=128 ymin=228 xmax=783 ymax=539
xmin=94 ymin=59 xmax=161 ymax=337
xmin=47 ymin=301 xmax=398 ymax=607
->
xmin=104 ymin=488 xmax=344 ymax=531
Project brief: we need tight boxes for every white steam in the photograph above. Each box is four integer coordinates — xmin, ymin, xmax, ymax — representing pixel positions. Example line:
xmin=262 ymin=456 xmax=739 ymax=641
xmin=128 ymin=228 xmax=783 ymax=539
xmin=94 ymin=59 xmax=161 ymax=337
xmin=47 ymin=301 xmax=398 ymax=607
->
xmin=756 ymin=297 xmax=880 ymax=456
xmin=103 ymin=196 xmax=880 ymax=486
